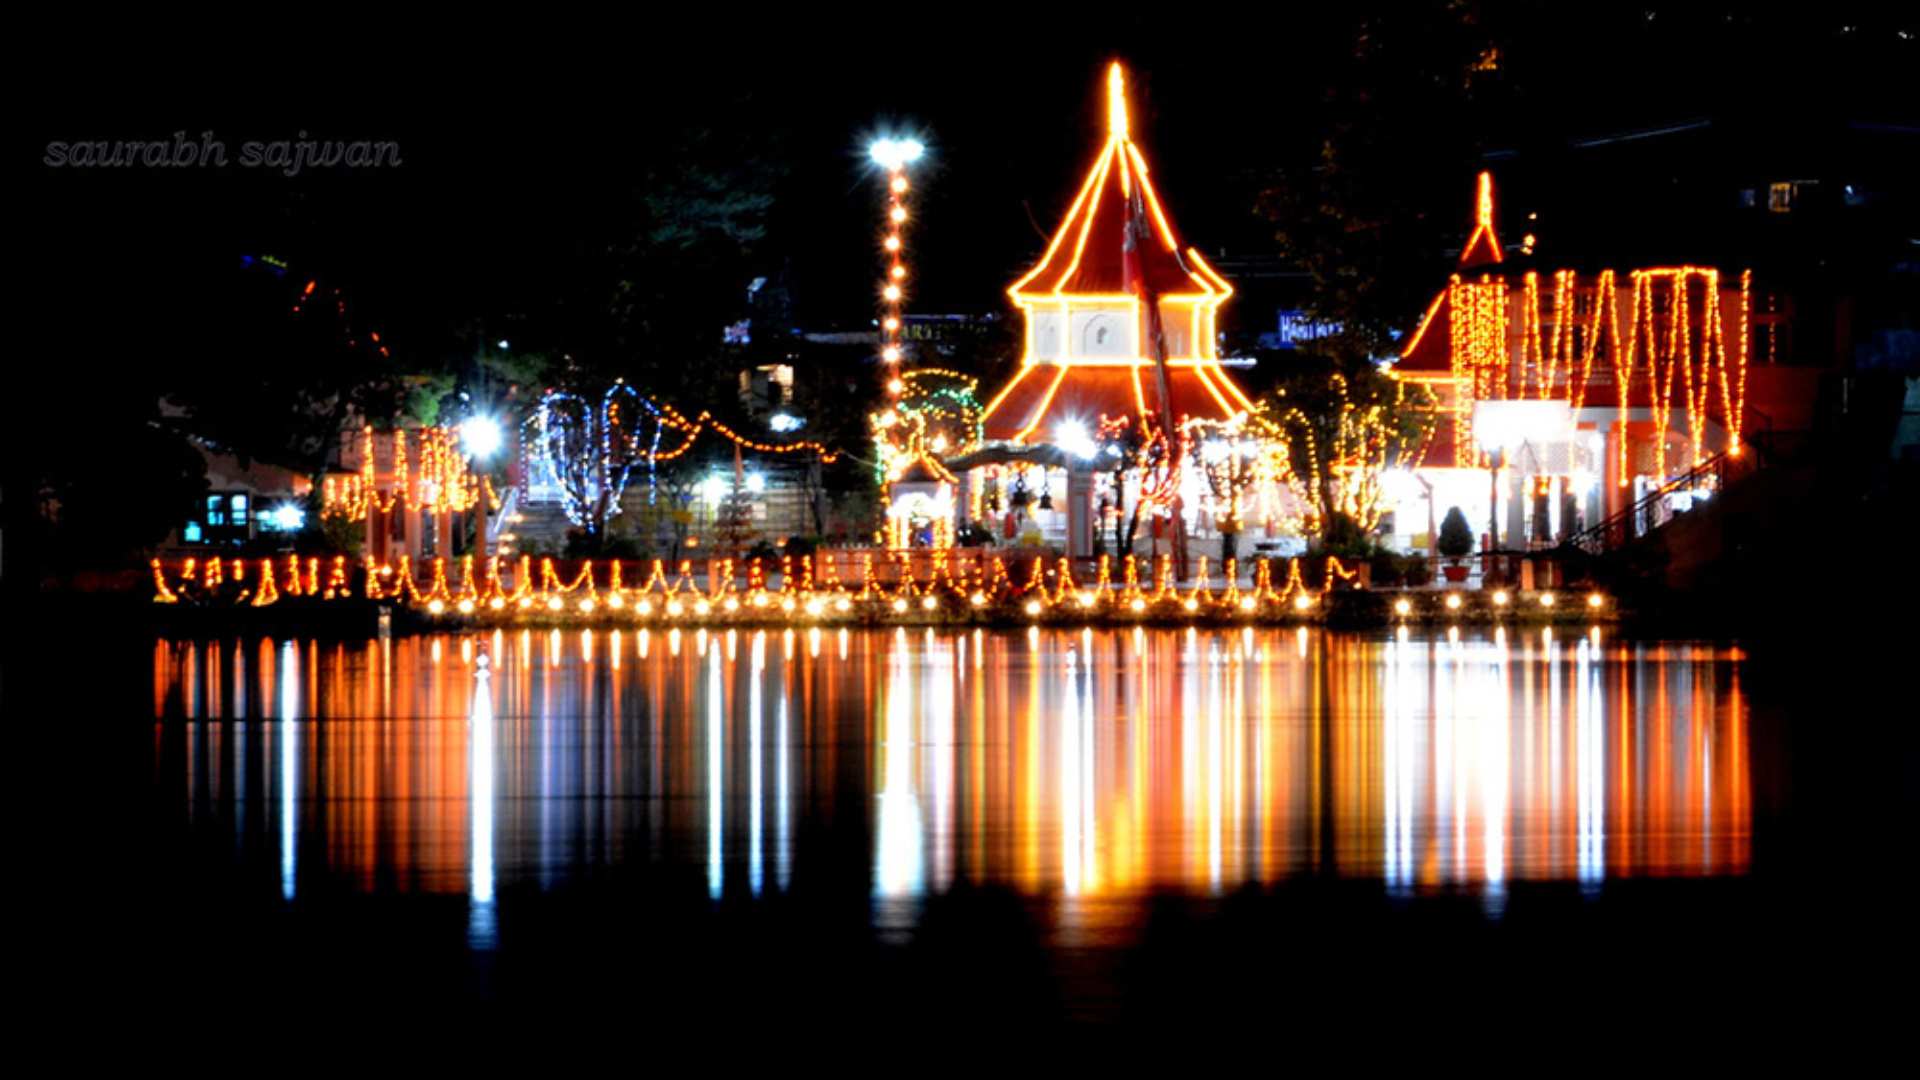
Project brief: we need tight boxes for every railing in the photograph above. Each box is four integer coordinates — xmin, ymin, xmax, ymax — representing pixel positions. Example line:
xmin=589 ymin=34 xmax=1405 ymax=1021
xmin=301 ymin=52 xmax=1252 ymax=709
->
xmin=1568 ymin=448 xmax=1758 ymax=556
xmin=485 ymin=487 xmax=518 ymax=550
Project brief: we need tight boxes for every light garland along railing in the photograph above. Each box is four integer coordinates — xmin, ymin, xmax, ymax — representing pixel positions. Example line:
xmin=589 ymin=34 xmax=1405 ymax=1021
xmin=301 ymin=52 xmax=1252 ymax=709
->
xmin=150 ymin=554 xmax=1610 ymax=622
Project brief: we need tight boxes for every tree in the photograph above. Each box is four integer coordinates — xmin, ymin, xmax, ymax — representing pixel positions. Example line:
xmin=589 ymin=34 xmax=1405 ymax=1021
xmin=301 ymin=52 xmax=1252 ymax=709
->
xmin=1256 ymin=350 xmax=1432 ymax=548
xmin=171 ymin=265 xmax=448 ymax=482
xmin=1254 ymin=3 xmax=1503 ymax=359
xmin=1438 ymin=506 xmax=1476 ymax=560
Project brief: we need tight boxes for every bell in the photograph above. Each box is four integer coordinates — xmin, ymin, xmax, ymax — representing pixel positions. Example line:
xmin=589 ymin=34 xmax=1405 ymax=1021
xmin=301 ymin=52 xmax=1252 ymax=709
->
xmin=1037 ymin=490 xmax=1053 ymax=511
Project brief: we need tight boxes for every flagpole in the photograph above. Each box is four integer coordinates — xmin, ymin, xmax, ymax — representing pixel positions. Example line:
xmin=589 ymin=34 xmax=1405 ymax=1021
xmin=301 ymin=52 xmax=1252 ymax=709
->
xmin=1131 ymin=188 xmax=1190 ymax=582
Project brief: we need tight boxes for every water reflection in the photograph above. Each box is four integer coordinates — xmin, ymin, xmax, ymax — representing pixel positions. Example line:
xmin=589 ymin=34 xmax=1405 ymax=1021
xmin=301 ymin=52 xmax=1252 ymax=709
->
xmin=152 ymin=627 xmax=1752 ymax=937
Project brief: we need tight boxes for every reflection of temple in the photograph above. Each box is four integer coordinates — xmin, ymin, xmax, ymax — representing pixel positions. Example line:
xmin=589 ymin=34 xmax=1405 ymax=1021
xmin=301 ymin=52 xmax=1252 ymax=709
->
xmin=1381 ymin=173 xmax=1754 ymax=553
xmin=944 ymin=64 xmax=1262 ymax=558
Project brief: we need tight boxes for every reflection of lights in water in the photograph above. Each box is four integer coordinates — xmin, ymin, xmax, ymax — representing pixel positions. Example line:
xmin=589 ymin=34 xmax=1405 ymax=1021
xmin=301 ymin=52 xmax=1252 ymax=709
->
xmin=468 ymin=652 xmax=497 ymax=948
xmin=930 ymin=634 xmax=955 ymax=894
xmin=1576 ymin=637 xmax=1605 ymax=892
xmin=279 ymin=640 xmax=298 ymax=902
xmin=708 ymin=647 xmax=724 ymax=901
xmin=1062 ymin=648 xmax=1086 ymax=896
xmin=1384 ymin=633 xmax=1414 ymax=892
xmin=157 ymin=626 xmax=1752 ymax=921
xmin=750 ymin=632 xmax=764 ymax=897
xmin=1206 ymin=639 xmax=1223 ymax=895
xmin=1482 ymin=630 xmax=1510 ymax=912
xmin=778 ymin=695 xmax=792 ymax=893
xmin=876 ymin=633 xmax=924 ymax=905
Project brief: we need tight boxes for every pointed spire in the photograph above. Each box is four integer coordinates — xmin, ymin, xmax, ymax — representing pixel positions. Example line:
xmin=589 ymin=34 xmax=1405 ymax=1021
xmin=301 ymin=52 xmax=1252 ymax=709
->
xmin=1107 ymin=61 xmax=1130 ymax=142
xmin=1459 ymin=170 xmax=1505 ymax=268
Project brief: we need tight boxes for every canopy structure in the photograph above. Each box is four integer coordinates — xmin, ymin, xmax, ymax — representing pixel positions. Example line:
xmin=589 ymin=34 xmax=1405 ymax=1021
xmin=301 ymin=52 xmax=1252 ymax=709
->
xmin=980 ymin=62 xmax=1255 ymax=446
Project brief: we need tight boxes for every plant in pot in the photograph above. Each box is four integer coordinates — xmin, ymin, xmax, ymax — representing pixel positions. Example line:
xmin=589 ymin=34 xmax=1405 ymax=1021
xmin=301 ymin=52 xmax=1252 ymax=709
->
xmin=1438 ymin=506 xmax=1475 ymax=583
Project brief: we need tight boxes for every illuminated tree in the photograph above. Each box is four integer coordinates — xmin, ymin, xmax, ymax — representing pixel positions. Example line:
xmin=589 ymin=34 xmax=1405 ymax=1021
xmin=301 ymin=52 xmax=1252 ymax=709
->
xmin=1257 ymin=361 xmax=1432 ymax=549
xmin=523 ymin=382 xmax=662 ymax=539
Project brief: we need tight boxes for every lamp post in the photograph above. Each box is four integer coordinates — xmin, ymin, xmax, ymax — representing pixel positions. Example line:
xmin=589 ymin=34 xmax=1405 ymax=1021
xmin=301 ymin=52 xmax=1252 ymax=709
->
xmin=869 ymin=137 xmax=924 ymax=408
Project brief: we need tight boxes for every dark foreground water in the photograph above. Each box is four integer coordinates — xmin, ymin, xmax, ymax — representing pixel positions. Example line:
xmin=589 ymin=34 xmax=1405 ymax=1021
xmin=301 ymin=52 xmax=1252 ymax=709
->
xmin=21 ymin=621 xmax=1911 ymax=1052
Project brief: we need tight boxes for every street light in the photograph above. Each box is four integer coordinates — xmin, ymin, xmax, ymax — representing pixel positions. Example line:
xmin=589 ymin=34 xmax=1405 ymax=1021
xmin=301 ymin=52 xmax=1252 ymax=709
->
xmin=868 ymin=138 xmax=925 ymax=169
xmin=459 ymin=415 xmax=504 ymax=460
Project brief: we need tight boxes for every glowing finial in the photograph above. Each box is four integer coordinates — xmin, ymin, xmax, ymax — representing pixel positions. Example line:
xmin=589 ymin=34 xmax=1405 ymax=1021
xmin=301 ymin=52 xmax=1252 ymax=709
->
xmin=1459 ymin=169 xmax=1504 ymax=267
xmin=1107 ymin=62 xmax=1129 ymax=141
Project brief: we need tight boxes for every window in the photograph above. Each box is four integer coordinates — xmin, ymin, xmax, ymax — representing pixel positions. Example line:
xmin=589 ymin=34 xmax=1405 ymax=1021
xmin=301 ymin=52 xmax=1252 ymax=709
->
xmin=205 ymin=495 xmax=226 ymax=526
xmin=183 ymin=521 xmax=203 ymax=543
xmin=230 ymin=494 xmax=249 ymax=525
xmin=1768 ymin=182 xmax=1794 ymax=213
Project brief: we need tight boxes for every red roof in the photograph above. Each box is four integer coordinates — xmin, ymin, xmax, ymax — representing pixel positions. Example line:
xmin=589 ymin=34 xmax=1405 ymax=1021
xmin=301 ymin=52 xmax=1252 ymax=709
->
xmin=981 ymin=362 xmax=1252 ymax=444
xmin=1008 ymin=64 xmax=1232 ymax=303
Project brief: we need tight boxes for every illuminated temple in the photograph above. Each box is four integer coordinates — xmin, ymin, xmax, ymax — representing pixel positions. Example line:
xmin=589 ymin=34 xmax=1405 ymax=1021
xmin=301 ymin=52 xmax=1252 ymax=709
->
xmin=1380 ymin=173 xmax=1754 ymax=551
xmin=944 ymin=63 xmax=1260 ymax=558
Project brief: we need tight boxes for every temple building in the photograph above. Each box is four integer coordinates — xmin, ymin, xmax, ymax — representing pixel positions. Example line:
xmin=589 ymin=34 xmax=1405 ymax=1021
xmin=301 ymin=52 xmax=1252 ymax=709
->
xmin=1378 ymin=172 xmax=1755 ymax=553
xmin=944 ymin=63 xmax=1264 ymax=559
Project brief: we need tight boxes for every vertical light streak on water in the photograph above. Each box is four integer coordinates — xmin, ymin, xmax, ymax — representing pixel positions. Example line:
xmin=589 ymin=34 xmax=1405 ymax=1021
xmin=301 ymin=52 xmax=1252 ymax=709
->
xmin=876 ymin=629 xmax=923 ymax=902
xmin=278 ymin=639 xmax=298 ymax=902
xmin=1253 ymin=632 xmax=1267 ymax=884
xmin=1483 ymin=629 xmax=1510 ymax=911
xmin=1547 ymin=628 xmax=1561 ymax=876
xmin=707 ymin=644 xmax=724 ymax=901
xmin=234 ymin=644 xmax=247 ymax=851
xmin=1576 ymin=636 xmax=1604 ymax=892
xmin=930 ymin=632 xmax=956 ymax=896
xmin=1390 ymin=634 xmax=1405 ymax=887
xmin=1061 ymin=647 xmax=1082 ymax=897
xmin=1402 ymin=633 xmax=1417 ymax=888
xmin=1386 ymin=628 xmax=1415 ymax=893
xmin=1436 ymin=629 xmax=1457 ymax=884
xmin=468 ymin=655 xmax=497 ymax=948
xmin=749 ymin=632 xmax=764 ymax=897
xmin=1207 ymin=639 xmax=1223 ymax=896
xmin=777 ymin=694 xmax=792 ymax=893
xmin=1080 ymin=642 xmax=1096 ymax=897
xmin=538 ymin=631 xmax=556 ymax=891
xmin=1702 ymin=671 xmax=1713 ymax=876
xmin=1183 ymin=630 xmax=1200 ymax=884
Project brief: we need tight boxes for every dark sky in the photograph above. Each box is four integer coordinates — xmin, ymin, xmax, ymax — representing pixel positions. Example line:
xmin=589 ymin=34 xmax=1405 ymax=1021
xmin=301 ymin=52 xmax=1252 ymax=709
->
xmin=21 ymin=6 xmax=1917 ymax=392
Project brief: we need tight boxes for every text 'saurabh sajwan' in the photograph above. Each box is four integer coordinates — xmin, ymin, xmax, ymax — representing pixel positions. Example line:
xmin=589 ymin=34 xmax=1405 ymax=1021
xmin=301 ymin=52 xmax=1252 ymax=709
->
xmin=43 ymin=131 xmax=402 ymax=177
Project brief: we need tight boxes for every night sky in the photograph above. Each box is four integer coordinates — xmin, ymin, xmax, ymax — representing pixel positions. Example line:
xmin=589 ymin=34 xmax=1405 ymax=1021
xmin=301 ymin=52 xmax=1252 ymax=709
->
xmin=21 ymin=8 xmax=1916 ymax=393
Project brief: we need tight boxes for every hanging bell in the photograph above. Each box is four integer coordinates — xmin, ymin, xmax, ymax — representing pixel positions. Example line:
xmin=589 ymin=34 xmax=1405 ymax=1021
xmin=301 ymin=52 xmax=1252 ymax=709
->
xmin=1037 ymin=488 xmax=1053 ymax=511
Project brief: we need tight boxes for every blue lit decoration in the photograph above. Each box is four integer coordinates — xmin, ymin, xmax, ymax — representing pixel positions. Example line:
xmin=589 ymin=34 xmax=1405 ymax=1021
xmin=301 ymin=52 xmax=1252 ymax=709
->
xmin=522 ymin=382 xmax=666 ymax=532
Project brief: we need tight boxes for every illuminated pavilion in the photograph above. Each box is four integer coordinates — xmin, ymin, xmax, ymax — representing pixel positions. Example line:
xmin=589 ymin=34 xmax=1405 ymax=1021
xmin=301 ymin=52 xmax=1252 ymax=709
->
xmin=950 ymin=62 xmax=1259 ymax=558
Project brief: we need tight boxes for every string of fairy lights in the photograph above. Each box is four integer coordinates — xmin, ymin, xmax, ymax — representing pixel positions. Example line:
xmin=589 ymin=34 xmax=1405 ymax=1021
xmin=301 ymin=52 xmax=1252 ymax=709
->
xmin=1399 ymin=175 xmax=1751 ymax=482
xmin=151 ymin=551 xmax=1610 ymax=621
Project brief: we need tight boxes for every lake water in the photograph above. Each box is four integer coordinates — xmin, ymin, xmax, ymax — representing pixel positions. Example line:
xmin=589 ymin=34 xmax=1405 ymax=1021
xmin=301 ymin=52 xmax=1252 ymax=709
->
xmin=31 ymin=623 xmax=1903 ymax=1044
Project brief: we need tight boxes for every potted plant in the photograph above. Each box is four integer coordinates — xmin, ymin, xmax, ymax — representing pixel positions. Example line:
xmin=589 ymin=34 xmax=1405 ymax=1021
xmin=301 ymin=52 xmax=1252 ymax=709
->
xmin=1438 ymin=506 xmax=1475 ymax=583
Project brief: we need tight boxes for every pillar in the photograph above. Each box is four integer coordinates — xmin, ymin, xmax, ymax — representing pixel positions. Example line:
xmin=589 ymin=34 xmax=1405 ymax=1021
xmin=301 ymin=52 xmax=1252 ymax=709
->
xmin=1066 ymin=467 xmax=1096 ymax=560
xmin=1603 ymin=421 xmax=1626 ymax=522
xmin=1506 ymin=467 xmax=1526 ymax=550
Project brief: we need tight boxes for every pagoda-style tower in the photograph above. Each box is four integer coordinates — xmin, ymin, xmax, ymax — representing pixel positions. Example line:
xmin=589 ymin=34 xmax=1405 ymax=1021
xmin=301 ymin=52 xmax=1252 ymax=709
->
xmin=980 ymin=63 xmax=1255 ymax=445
